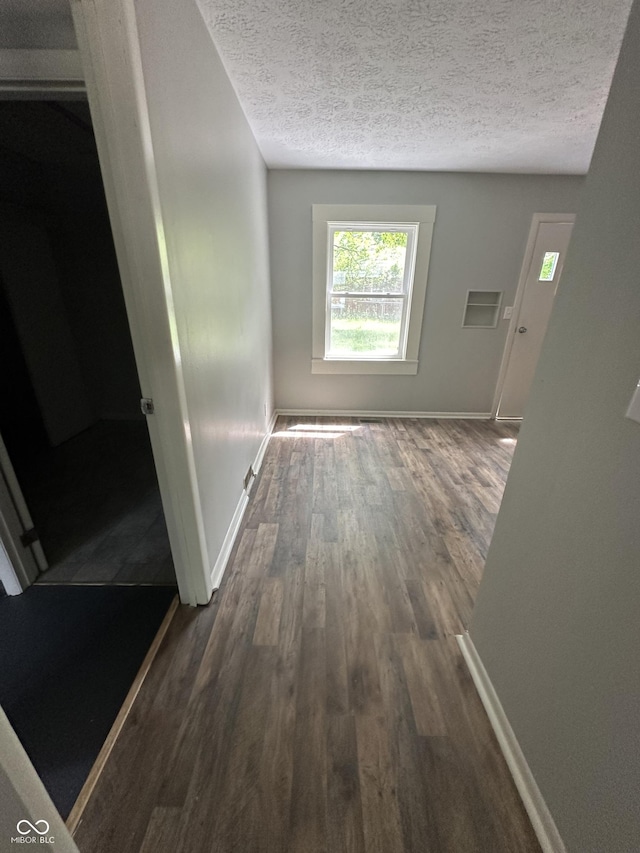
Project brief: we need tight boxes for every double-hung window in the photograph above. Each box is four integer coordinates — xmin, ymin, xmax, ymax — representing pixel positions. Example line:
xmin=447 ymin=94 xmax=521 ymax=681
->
xmin=326 ymin=224 xmax=416 ymax=359
xmin=312 ymin=205 xmax=436 ymax=374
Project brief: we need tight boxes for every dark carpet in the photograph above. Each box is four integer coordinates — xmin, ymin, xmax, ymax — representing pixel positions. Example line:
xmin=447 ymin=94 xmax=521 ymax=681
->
xmin=0 ymin=584 xmax=176 ymax=818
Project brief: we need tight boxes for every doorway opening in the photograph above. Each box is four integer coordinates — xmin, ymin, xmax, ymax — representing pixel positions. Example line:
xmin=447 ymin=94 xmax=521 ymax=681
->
xmin=0 ymin=100 xmax=175 ymax=588
xmin=0 ymin=97 xmax=178 ymax=818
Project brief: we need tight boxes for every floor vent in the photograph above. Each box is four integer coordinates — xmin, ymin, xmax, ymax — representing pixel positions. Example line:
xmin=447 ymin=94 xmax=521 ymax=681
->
xmin=358 ymin=417 xmax=383 ymax=424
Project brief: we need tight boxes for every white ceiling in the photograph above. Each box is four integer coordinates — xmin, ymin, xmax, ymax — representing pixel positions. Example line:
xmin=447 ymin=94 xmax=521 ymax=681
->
xmin=197 ymin=0 xmax=633 ymax=173
xmin=0 ymin=0 xmax=633 ymax=173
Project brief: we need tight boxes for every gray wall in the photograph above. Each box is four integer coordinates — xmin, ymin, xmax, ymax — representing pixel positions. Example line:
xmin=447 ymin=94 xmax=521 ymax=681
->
xmin=135 ymin=0 xmax=274 ymax=582
xmin=268 ymin=170 xmax=583 ymax=413
xmin=469 ymin=2 xmax=640 ymax=850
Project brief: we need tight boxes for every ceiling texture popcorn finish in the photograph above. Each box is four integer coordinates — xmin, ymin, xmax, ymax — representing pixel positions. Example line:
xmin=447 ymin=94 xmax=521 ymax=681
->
xmin=196 ymin=0 xmax=632 ymax=173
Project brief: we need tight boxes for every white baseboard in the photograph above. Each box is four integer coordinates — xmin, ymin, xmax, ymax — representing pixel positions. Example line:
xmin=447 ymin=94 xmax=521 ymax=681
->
xmin=456 ymin=632 xmax=566 ymax=853
xmin=209 ymin=411 xmax=277 ymax=591
xmin=275 ymin=409 xmax=492 ymax=420
xmin=254 ymin=410 xmax=278 ymax=475
xmin=210 ymin=490 xmax=249 ymax=591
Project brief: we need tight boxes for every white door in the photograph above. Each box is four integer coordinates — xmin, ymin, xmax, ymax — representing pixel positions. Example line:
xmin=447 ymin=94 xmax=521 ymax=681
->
xmin=0 ymin=432 xmax=47 ymax=594
xmin=496 ymin=217 xmax=574 ymax=418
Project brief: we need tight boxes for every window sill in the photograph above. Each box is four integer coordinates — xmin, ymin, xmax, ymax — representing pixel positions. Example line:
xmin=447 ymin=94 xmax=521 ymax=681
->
xmin=311 ymin=358 xmax=419 ymax=375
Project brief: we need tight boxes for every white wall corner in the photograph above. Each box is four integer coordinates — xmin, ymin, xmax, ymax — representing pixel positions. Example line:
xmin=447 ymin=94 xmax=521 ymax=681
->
xmin=456 ymin=632 xmax=566 ymax=853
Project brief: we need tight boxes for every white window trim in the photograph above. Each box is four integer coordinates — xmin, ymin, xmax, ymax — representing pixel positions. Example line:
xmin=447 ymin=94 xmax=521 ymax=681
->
xmin=312 ymin=204 xmax=436 ymax=375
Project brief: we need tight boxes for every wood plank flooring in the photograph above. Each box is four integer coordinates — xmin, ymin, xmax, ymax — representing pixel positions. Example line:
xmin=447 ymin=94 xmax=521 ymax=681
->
xmin=72 ymin=417 xmax=540 ymax=853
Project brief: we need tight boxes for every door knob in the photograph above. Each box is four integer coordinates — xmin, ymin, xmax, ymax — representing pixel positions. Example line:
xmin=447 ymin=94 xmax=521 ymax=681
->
xmin=518 ymin=326 xmax=527 ymax=333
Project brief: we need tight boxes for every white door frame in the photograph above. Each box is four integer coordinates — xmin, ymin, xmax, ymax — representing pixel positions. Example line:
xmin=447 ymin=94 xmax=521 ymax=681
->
xmin=1 ymin=706 xmax=80 ymax=851
xmin=0 ymin=536 xmax=22 ymax=596
xmin=0 ymin=49 xmax=85 ymax=98
xmin=0 ymin=5 xmax=213 ymax=605
xmin=0 ymin=433 xmax=47 ymax=595
xmin=492 ymin=213 xmax=576 ymax=418
xmin=70 ymin=0 xmax=212 ymax=605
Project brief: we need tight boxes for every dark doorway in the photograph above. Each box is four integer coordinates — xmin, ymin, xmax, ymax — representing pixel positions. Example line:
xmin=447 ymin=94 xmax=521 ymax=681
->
xmin=0 ymin=100 xmax=175 ymax=586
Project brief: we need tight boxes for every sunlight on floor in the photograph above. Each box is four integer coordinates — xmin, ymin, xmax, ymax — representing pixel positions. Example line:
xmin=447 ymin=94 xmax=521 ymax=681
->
xmin=272 ymin=423 xmax=363 ymax=440
xmin=288 ymin=423 xmax=361 ymax=432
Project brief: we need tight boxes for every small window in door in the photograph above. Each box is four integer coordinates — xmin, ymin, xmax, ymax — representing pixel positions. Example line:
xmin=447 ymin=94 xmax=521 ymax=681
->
xmin=539 ymin=251 xmax=559 ymax=281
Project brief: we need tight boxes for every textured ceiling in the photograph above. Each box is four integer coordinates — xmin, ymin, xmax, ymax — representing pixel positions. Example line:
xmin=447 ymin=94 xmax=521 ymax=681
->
xmin=0 ymin=0 xmax=632 ymax=173
xmin=197 ymin=0 xmax=633 ymax=173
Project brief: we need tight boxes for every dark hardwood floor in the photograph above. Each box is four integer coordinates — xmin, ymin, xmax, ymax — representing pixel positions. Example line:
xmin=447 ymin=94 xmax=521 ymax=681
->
xmin=72 ymin=416 xmax=539 ymax=853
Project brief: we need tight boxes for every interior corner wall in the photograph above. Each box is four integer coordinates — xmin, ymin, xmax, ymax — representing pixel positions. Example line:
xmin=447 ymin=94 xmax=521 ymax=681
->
xmin=468 ymin=1 xmax=640 ymax=850
xmin=134 ymin=0 xmax=273 ymax=579
xmin=268 ymin=170 xmax=583 ymax=413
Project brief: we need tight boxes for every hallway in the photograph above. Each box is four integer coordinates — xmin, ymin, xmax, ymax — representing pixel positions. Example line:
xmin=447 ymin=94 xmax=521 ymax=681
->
xmin=72 ymin=417 xmax=539 ymax=852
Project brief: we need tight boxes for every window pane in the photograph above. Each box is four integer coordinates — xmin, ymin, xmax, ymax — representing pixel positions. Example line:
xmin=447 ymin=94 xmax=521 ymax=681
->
xmin=329 ymin=297 xmax=403 ymax=356
xmin=332 ymin=230 xmax=408 ymax=293
xmin=539 ymin=251 xmax=559 ymax=281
